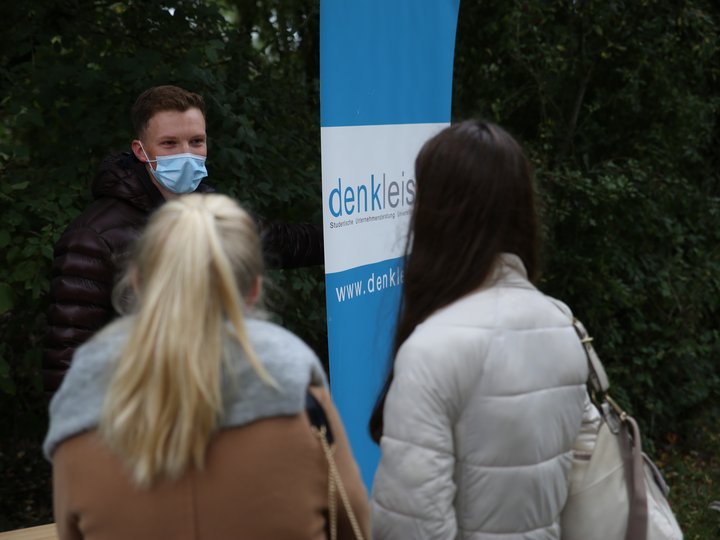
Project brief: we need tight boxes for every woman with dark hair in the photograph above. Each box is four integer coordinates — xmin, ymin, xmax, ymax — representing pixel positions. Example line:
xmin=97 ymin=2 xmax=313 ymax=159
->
xmin=369 ymin=121 xmax=591 ymax=539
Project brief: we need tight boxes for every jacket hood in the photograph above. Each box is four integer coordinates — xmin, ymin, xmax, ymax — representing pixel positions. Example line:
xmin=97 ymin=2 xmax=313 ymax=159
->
xmin=92 ymin=152 xmax=165 ymax=212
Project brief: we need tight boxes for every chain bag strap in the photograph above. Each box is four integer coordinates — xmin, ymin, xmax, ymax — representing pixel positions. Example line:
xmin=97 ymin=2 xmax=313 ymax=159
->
xmin=306 ymin=391 xmax=365 ymax=540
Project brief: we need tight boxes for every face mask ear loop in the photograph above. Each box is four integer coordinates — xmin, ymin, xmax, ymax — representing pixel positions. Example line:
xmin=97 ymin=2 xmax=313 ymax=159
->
xmin=138 ymin=142 xmax=156 ymax=165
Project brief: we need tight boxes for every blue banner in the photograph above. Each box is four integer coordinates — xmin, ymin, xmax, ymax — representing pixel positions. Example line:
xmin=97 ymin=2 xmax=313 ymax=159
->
xmin=320 ymin=0 xmax=460 ymax=488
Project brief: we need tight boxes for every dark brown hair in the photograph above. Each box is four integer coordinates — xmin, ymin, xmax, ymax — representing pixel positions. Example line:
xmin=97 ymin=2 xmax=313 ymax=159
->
xmin=369 ymin=120 xmax=540 ymax=442
xmin=131 ymin=85 xmax=206 ymax=138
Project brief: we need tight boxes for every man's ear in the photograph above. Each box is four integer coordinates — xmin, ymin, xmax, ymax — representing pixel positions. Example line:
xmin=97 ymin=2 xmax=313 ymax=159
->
xmin=131 ymin=140 xmax=148 ymax=163
xmin=245 ymin=276 xmax=263 ymax=307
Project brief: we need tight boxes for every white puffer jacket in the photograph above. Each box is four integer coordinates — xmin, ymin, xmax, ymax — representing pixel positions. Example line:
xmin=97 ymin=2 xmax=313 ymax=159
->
xmin=372 ymin=254 xmax=589 ymax=540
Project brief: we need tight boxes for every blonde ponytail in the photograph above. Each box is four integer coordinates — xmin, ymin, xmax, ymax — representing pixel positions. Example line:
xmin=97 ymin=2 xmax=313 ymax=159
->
xmin=100 ymin=194 xmax=274 ymax=487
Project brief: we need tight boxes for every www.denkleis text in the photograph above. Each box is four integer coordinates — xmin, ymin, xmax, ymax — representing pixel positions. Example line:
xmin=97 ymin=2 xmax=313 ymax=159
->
xmin=334 ymin=266 xmax=404 ymax=302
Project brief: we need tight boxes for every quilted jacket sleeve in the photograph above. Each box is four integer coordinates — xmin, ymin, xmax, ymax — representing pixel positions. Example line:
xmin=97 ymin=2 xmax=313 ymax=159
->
xmin=371 ymin=342 xmax=459 ymax=540
xmin=256 ymin=217 xmax=323 ymax=269
xmin=43 ymin=226 xmax=117 ymax=392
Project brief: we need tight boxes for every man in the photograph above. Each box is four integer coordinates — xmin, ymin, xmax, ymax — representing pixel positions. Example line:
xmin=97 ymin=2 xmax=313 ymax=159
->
xmin=44 ymin=85 xmax=322 ymax=392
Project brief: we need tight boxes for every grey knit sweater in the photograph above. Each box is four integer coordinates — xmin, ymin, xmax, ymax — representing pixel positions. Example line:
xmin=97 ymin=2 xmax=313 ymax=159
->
xmin=44 ymin=316 xmax=327 ymax=459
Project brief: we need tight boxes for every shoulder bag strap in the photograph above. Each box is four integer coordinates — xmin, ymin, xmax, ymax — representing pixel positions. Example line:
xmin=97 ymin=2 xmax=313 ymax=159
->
xmin=570 ymin=317 xmax=610 ymax=397
xmin=568 ymin=318 xmax=648 ymax=540
xmin=306 ymin=390 xmax=365 ymax=540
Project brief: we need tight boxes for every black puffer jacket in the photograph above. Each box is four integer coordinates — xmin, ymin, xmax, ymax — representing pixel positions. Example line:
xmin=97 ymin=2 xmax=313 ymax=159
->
xmin=44 ymin=152 xmax=323 ymax=392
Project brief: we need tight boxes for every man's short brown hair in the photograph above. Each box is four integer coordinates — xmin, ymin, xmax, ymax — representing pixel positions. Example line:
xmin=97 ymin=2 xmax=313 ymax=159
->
xmin=131 ymin=85 xmax=206 ymax=139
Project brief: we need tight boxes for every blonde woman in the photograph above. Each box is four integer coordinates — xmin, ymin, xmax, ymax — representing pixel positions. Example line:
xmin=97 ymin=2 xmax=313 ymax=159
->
xmin=44 ymin=193 xmax=369 ymax=540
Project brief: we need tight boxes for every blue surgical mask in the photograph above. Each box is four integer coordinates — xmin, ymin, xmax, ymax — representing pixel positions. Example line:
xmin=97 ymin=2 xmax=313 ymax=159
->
xmin=140 ymin=145 xmax=207 ymax=194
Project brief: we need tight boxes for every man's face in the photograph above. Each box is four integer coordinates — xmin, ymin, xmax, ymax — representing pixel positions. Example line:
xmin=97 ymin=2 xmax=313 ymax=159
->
xmin=131 ymin=107 xmax=207 ymax=198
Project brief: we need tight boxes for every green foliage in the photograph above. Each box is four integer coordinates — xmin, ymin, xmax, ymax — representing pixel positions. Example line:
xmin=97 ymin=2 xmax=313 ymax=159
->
xmin=266 ymin=265 xmax=329 ymax=371
xmin=538 ymin=160 xmax=720 ymax=440
xmin=454 ymin=0 xmax=720 ymax=445
xmin=659 ymin=411 xmax=720 ymax=538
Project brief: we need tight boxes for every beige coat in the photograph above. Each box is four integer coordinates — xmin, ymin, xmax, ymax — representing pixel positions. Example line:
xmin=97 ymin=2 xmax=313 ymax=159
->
xmin=52 ymin=386 xmax=369 ymax=540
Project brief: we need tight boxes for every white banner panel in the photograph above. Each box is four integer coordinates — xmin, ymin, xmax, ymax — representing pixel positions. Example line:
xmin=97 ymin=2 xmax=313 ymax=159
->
xmin=322 ymin=123 xmax=445 ymax=274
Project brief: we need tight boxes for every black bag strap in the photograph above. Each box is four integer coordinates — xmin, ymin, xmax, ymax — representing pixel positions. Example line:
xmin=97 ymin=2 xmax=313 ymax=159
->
xmin=306 ymin=389 xmax=335 ymax=445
